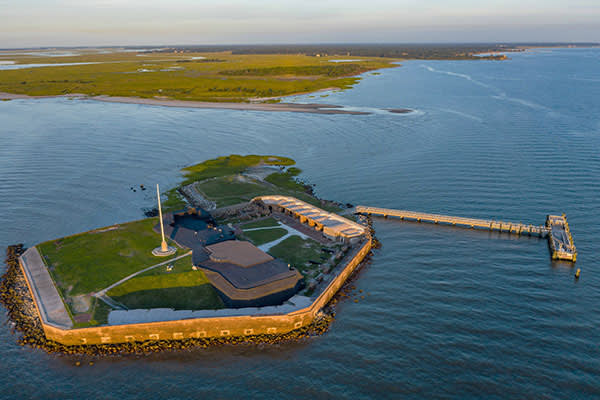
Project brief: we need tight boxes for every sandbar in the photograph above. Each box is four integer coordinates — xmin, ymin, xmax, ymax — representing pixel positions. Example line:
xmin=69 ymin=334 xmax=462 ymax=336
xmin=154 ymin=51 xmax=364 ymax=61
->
xmin=0 ymin=92 xmax=369 ymax=115
xmin=387 ymin=108 xmax=413 ymax=114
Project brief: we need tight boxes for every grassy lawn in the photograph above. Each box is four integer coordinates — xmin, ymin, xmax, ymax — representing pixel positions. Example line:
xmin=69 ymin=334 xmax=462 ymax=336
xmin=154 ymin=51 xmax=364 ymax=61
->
xmin=106 ymin=254 xmax=223 ymax=310
xmin=139 ymin=254 xmax=195 ymax=276
xmin=0 ymin=52 xmax=397 ymax=102
xmin=106 ymin=254 xmax=197 ymax=296
xmin=107 ymin=270 xmax=209 ymax=296
xmin=241 ymin=217 xmax=280 ymax=229
xmin=195 ymin=176 xmax=271 ymax=207
xmin=38 ymin=218 xmax=184 ymax=297
xmin=268 ymin=235 xmax=332 ymax=274
xmin=242 ymin=228 xmax=288 ymax=246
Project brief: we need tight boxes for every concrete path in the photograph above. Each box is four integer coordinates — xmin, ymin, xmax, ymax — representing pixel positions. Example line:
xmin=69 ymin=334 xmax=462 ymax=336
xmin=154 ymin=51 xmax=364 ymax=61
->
xmin=94 ymin=251 xmax=192 ymax=297
xmin=243 ymin=225 xmax=283 ymax=232
xmin=19 ymin=247 xmax=73 ymax=328
xmin=258 ymin=224 xmax=309 ymax=252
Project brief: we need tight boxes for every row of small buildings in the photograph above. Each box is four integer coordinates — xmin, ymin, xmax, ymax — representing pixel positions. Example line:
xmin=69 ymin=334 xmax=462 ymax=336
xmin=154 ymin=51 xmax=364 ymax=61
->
xmin=251 ymin=195 xmax=366 ymax=244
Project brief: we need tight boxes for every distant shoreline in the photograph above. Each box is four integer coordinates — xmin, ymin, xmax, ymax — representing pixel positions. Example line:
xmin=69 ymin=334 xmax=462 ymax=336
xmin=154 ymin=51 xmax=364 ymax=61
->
xmin=472 ymin=44 xmax=600 ymax=57
xmin=0 ymin=92 xmax=372 ymax=115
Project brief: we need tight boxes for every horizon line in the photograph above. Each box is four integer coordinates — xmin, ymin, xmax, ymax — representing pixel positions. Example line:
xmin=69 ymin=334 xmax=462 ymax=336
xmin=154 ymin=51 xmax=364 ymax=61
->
xmin=1 ymin=41 xmax=599 ymax=52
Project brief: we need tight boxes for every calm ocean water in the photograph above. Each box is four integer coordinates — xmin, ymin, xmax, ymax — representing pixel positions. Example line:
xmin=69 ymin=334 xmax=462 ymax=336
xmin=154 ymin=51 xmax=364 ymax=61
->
xmin=1 ymin=48 xmax=599 ymax=399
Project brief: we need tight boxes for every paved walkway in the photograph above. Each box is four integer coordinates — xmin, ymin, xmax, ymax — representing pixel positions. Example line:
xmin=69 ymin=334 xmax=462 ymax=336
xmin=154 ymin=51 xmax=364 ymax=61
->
xmin=19 ymin=247 xmax=73 ymax=328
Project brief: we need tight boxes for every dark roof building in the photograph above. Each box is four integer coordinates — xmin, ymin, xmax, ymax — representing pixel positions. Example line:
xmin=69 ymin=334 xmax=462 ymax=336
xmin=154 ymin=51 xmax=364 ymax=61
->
xmin=199 ymin=241 xmax=303 ymax=308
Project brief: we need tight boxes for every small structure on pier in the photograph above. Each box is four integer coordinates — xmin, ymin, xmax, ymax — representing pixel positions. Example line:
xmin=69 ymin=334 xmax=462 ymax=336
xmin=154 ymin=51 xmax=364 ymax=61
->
xmin=546 ymin=214 xmax=577 ymax=262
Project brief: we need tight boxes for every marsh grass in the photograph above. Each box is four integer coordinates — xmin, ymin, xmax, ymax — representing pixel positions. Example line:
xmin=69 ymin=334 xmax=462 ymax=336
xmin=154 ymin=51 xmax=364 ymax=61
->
xmin=0 ymin=52 xmax=396 ymax=102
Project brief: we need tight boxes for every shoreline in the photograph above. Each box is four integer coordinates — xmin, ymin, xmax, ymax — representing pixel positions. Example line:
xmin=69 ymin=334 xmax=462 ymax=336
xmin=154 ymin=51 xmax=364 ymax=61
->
xmin=472 ymin=44 xmax=600 ymax=58
xmin=0 ymin=92 xmax=371 ymax=115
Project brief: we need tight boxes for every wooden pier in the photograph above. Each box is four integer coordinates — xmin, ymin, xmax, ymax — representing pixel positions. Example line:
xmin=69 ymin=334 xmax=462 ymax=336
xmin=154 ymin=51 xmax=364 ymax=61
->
xmin=354 ymin=206 xmax=577 ymax=262
xmin=546 ymin=215 xmax=577 ymax=262
xmin=354 ymin=206 xmax=549 ymax=237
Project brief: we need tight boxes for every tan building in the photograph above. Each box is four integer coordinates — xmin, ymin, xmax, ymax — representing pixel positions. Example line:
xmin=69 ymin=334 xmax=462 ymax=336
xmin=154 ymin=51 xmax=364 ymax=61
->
xmin=198 ymin=240 xmax=303 ymax=308
xmin=252 ymin=195 xmax=366 ymax=243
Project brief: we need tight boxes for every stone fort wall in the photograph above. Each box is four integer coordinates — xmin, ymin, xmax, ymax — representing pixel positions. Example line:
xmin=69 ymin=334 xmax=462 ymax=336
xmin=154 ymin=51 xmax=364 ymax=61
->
xmin=23 ymin=238 xmax=372 ymax=346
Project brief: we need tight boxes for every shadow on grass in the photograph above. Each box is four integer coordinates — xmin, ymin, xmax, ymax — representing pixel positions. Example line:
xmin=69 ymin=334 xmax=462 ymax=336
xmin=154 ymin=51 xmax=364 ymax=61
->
xmin=112 ymin=285 xmax=224 ymax=310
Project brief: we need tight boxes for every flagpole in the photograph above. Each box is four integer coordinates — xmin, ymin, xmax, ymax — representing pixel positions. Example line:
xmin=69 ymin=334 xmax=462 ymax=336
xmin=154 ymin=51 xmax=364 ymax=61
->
xmin=152 ymin=183 xmax=174 ymax=256
xmin=157 ymin=184 xmax=168 ymax=251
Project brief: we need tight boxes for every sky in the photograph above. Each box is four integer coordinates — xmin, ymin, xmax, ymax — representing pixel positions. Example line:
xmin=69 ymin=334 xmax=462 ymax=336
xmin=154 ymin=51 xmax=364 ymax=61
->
xmin=1 ymin=0 xmax=599 ymax=48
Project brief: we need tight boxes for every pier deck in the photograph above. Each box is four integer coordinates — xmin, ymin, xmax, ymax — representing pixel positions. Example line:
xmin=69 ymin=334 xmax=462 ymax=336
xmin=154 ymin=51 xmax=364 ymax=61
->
xmin=354 ymin=206 xmax=577 ymax=263
xmin=354 ymin=206 xmax=549 ymax=237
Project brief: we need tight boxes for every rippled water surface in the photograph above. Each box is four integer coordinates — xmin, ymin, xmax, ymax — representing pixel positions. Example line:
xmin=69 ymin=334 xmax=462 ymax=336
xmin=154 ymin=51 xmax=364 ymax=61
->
xmin=1 ymin=48 xmax=599 ymax=399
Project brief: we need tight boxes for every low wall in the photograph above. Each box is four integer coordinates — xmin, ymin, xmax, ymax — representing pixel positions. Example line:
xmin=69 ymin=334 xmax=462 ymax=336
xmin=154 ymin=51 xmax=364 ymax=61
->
xmin=29 ymin=238 xmax=372 ymax=346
